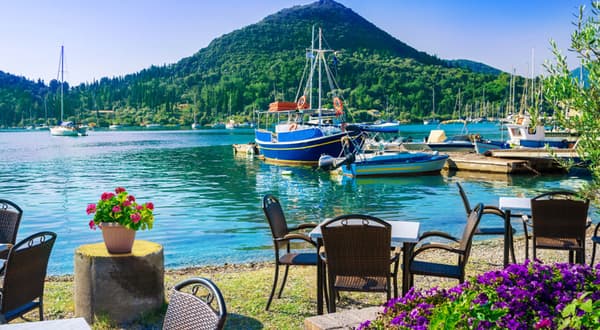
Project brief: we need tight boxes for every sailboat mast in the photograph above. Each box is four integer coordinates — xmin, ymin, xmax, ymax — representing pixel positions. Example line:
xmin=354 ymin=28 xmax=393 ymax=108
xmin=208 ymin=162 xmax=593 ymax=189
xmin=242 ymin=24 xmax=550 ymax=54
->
xmin=309 ymin=26 xmax=314 ymax=111
xmin=60 ymin=45 xmax=64 ymax=122
xmin=318 ymin=28 xmax=322 ymax=126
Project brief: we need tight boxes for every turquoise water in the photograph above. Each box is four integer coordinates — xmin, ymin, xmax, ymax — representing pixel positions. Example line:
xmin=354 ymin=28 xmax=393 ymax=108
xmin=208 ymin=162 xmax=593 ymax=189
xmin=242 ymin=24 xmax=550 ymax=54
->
xmin=0 ymin=123 xmax=593 ymax=275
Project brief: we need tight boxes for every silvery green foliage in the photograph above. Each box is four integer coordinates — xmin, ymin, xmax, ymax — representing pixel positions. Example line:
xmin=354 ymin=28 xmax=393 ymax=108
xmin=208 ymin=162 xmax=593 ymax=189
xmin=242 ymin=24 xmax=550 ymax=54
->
xmin=544 ymin=1 xmax=600 ymax=202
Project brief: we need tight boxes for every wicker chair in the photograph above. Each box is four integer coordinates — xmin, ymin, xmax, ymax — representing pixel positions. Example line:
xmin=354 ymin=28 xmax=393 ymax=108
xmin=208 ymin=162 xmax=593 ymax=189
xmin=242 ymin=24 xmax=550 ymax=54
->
xmin=0 ymin=231 xmax=57 ymax=324
xmin=262 ymin=194 xmax=318 ymax=311
xmin=0 ymin=200 xmax=23 ymax=255
xmin=407 ymin=203 xmax=483 ymax=287
xmin=456 ymin=182 xmax=516 ymax=263
xmin=163 ymin=277 xmax=227 ymax=330
xmin=320 ymin=214 xmax=400 ymax=313
xmin=529 ymin=191 xmax=589 ymax=264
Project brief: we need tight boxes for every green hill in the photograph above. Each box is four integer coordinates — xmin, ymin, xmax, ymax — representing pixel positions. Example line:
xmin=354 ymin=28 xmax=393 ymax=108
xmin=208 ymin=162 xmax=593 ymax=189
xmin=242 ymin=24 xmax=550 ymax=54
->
xmin=445 ymin=59 xmax=503 ymax=75
xmin=0 ymin=0 xmax=529 ymax=127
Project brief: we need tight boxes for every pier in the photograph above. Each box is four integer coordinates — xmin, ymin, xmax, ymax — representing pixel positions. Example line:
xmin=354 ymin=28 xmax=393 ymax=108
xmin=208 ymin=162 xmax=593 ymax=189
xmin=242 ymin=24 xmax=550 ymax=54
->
xmin=444 ymin=152 xmax=565 ymax=175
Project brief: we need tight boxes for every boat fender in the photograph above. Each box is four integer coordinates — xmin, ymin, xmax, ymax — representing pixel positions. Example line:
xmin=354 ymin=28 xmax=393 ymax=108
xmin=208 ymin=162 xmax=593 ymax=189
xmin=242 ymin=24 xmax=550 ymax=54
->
xmin=333 ymin=97 xmax=344 ymax=116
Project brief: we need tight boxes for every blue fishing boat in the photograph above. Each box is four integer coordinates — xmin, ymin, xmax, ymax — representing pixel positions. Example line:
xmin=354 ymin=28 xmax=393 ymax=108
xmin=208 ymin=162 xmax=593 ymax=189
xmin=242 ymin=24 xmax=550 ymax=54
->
xmin=255 ymin=27 xmax=363 ymax=165
xmin=319 ymin=151 xmax=448 ymax=177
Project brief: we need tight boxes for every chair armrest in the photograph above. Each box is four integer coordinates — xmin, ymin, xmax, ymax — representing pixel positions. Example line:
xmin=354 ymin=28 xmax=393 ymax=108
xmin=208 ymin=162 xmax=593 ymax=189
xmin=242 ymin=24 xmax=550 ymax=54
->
xmin=289 ymin=223 xmax=317 ymax=231
xmin=418 ymin=231 xmax=459 ymax=243
xmin=411 ymin=243 xmax=464 ymax=260
xmin=483 ymin=205 xmax=506 ymax=218
xmin=277 ymin=233 xmax=317 ymax=247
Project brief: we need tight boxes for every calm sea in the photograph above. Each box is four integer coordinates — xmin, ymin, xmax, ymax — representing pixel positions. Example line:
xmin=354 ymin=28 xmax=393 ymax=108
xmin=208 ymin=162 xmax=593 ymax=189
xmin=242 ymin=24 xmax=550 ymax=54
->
xmin=0 ymin=123 xmax=594 ymax=275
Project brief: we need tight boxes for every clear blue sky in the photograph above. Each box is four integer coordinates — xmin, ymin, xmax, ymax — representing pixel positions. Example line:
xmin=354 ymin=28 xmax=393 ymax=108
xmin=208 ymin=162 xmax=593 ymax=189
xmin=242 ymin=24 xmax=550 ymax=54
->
xmin=0 ymin=0 xmax=586 ymax=85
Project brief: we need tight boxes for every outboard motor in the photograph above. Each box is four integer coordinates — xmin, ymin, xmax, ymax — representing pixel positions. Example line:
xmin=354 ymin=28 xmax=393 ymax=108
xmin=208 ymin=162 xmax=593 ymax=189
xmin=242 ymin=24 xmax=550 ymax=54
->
xmin=317 ymin=153 xmax=356 ymax=171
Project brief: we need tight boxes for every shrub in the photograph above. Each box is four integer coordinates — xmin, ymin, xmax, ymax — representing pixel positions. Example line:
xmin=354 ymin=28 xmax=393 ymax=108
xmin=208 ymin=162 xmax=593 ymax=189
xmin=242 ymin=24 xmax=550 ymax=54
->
xmin=360 ymin=260 xmax=600 ymax=329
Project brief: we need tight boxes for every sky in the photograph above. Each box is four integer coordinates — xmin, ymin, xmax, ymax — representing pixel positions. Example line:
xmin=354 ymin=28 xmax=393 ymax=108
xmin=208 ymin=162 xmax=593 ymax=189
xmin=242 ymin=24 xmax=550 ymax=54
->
xmin=0 ymin=0 xmax=587 ymax=86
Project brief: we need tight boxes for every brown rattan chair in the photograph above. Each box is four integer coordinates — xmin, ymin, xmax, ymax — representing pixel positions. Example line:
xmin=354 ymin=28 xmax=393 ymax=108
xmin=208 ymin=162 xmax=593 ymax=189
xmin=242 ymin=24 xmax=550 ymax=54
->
xmin=0 ymin=231 xmax=56 ymax=324
xmin=407 ymin=203 xmax=483 ymax=287
xmin=456 ymin=182 xmax=516 ymax=263
xmin=262 ymin=194 xmax=318 ymax=311
xmin=320 ymin=214 xmax=400 ymax=313
xmin=529 ymin=191 xmax=589 ymax=264
xmin=0 ymin=200 xmax=22 ymax=246
xmin=0 ymin=199 xmax=23 ymax=275
xmin=163 ymin=277 xmax=227 ymax=330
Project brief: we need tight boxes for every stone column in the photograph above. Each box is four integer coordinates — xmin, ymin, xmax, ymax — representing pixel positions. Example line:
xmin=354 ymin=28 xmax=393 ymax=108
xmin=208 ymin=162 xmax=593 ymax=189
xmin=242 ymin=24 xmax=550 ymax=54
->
xmin=74 ymin=240 xmax=164 ymax=324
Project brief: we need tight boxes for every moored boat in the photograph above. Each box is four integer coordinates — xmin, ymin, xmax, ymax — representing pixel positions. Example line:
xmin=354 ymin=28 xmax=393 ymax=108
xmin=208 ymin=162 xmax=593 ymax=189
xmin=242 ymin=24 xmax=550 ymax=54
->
xmin=50 ymin=46 xmax=86 ymax=137
xmin=254 ymin=27 xmax=363 ymax=166
xmin=320 ymin=151 xmax=448 ymax=177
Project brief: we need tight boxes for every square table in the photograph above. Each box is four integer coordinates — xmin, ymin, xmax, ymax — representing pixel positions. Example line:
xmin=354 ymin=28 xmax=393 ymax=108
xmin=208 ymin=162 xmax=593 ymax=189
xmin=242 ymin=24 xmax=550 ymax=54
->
xmin=309 ymin=220 xmax=420 ymax=315
xmin=0 ymin=317 xmax=91 ymax=329
xmin=499 ymin=197 xmax=531 ymax=266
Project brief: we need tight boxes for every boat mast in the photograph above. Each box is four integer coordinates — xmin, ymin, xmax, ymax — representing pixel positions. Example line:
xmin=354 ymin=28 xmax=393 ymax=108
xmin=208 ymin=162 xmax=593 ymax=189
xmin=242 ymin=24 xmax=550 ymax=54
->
xmin=318 ymin=28 xmax=322 ymax=127
xmin=59 ymin=45 xmax=64 ymax=122
xmin=309 ymin=26 xmax=314 ymax=113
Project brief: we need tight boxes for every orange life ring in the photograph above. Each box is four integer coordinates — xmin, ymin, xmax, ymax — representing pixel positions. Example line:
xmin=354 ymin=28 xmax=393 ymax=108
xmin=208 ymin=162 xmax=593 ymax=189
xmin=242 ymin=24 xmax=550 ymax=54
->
xmin=333 ymin=97 xmax=343 ymax=116
xmin=289 ymin=123 xmax=298 ymax=131
xmin=297 ymin=95 xmax=307 ymax=109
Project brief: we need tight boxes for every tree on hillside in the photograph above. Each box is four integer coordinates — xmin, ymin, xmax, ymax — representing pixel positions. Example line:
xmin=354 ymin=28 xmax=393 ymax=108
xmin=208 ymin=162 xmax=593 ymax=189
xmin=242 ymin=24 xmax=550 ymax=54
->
xmin=544 ymin=1 xmax=600 ymax=201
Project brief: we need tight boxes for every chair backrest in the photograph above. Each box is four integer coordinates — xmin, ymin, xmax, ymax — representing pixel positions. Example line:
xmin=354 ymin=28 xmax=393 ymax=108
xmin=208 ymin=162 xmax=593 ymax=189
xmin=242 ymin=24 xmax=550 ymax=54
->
xmin=456 ymin=182 xmax=472 ymax=215
xmin=163 ymin=277 xmax=227 ymax=330
xmin=531 ymin=191 xmax=589 ymax=241
xmin=321 ymin=214 xmax=391 ymax=278
xmin=262 ymin=195 xmax=289 ymax=240
xmin=0 ymin=199 xmax=23 ymax=244
xmin=458 ymin=203 xmax=484 ymax=264
xmin=1 ymin=231 xmax=56 ymax=315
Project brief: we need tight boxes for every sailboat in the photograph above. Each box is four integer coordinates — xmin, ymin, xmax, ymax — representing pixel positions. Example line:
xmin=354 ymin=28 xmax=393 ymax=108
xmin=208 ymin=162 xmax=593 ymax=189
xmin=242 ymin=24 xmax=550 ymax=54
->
xmin=423 ymin=87 xmax=440 ymax=125
xmin=50 ymin=46 xmax=86 ymax=136
xmin=254 ymin=27 xmax=363 ymax=166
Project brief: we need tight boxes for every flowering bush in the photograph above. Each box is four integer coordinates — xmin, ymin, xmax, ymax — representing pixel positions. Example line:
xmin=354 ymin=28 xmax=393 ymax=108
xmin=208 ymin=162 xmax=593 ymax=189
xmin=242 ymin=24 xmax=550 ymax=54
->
xmin=360 ymin=261 xmax=600 ymax=330
xmin=87 ymin=187 xmax=154 ymax=231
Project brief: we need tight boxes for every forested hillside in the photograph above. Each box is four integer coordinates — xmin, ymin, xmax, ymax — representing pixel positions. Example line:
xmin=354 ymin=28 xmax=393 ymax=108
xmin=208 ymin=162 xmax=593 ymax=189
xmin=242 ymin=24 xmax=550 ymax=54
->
xmin=0 ymin=0 xmax=530 ymax=128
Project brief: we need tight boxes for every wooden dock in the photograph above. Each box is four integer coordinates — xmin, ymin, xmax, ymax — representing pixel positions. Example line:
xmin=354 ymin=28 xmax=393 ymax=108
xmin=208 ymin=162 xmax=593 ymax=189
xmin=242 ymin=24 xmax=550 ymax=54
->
xmin=444 ymin=152 xmax=534 ymax=174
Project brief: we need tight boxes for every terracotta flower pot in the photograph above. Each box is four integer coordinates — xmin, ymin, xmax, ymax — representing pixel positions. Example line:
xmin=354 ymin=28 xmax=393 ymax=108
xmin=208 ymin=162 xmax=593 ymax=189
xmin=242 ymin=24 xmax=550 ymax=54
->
xmin=101 ymin=222 xmax=136 ymax=253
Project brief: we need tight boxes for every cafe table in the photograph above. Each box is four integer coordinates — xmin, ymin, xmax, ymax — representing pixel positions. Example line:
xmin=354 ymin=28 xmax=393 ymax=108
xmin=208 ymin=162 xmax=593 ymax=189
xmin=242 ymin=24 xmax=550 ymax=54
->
xmin=309 ymin=219 xmax=420 ymax=315
xmin=0 ymin=317 xmax=91 ymax=329
xmin=499 ymin=197 xmax=531 ymax=266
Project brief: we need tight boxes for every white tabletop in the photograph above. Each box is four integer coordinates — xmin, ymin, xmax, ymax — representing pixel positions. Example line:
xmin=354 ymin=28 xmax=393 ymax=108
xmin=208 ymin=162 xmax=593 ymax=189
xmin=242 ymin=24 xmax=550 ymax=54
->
xmin=309 ymin=219 xmax=421 ymax=244
xmin=499 ymin=197 xmax=531 ymax=211
xmin=0 ymin=318 xmax=91 ymax=330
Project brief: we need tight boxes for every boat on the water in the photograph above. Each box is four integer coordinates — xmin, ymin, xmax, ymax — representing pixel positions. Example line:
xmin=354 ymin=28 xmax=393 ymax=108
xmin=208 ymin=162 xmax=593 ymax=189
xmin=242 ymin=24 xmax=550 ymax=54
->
xmin=505 ymin=115 xmax=578 ymax=148
xmin=319 ymin=151 xmax=448 ymax=177
xmin=350 ymin=121 xmax=401 ymax=133
xmin=50 ymin=46 xmax=87 ymax=137
xmin=254 ymin=27 xmax=363 ymax=166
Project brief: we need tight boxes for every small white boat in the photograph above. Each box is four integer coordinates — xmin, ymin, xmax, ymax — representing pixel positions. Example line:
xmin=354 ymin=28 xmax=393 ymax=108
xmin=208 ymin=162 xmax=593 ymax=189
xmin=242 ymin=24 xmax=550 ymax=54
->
xmin=191 ymin=123 xmax=201 ymax=129
xmin=50 ymin=46 xmax=86 ymax=137
xmin=109 ymin=124 xmax=124 ymax=130
xmin=145 ymin=123 xmax=162 ymax=129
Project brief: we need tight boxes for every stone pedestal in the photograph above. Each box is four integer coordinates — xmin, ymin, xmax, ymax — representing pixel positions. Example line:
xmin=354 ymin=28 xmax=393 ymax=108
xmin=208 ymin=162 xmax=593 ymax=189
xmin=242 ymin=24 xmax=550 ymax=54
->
xmin=304 ymin=306 xmax=381 ymax=330
xmin=74 ymin=240 xmax=164 ymax=324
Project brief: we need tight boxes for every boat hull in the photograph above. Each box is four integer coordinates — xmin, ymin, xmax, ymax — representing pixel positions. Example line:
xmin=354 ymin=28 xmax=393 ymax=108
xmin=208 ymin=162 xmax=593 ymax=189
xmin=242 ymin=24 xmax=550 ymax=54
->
xmin=427 ymin=142 xmax=474 ymax=153
xmin=341 ymin=152 xmax=449 ymax=177
xmin=50 ymin=126 xmax=83 ymax=136
xmin=255 ymin=129 xmax=363 ymax=166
